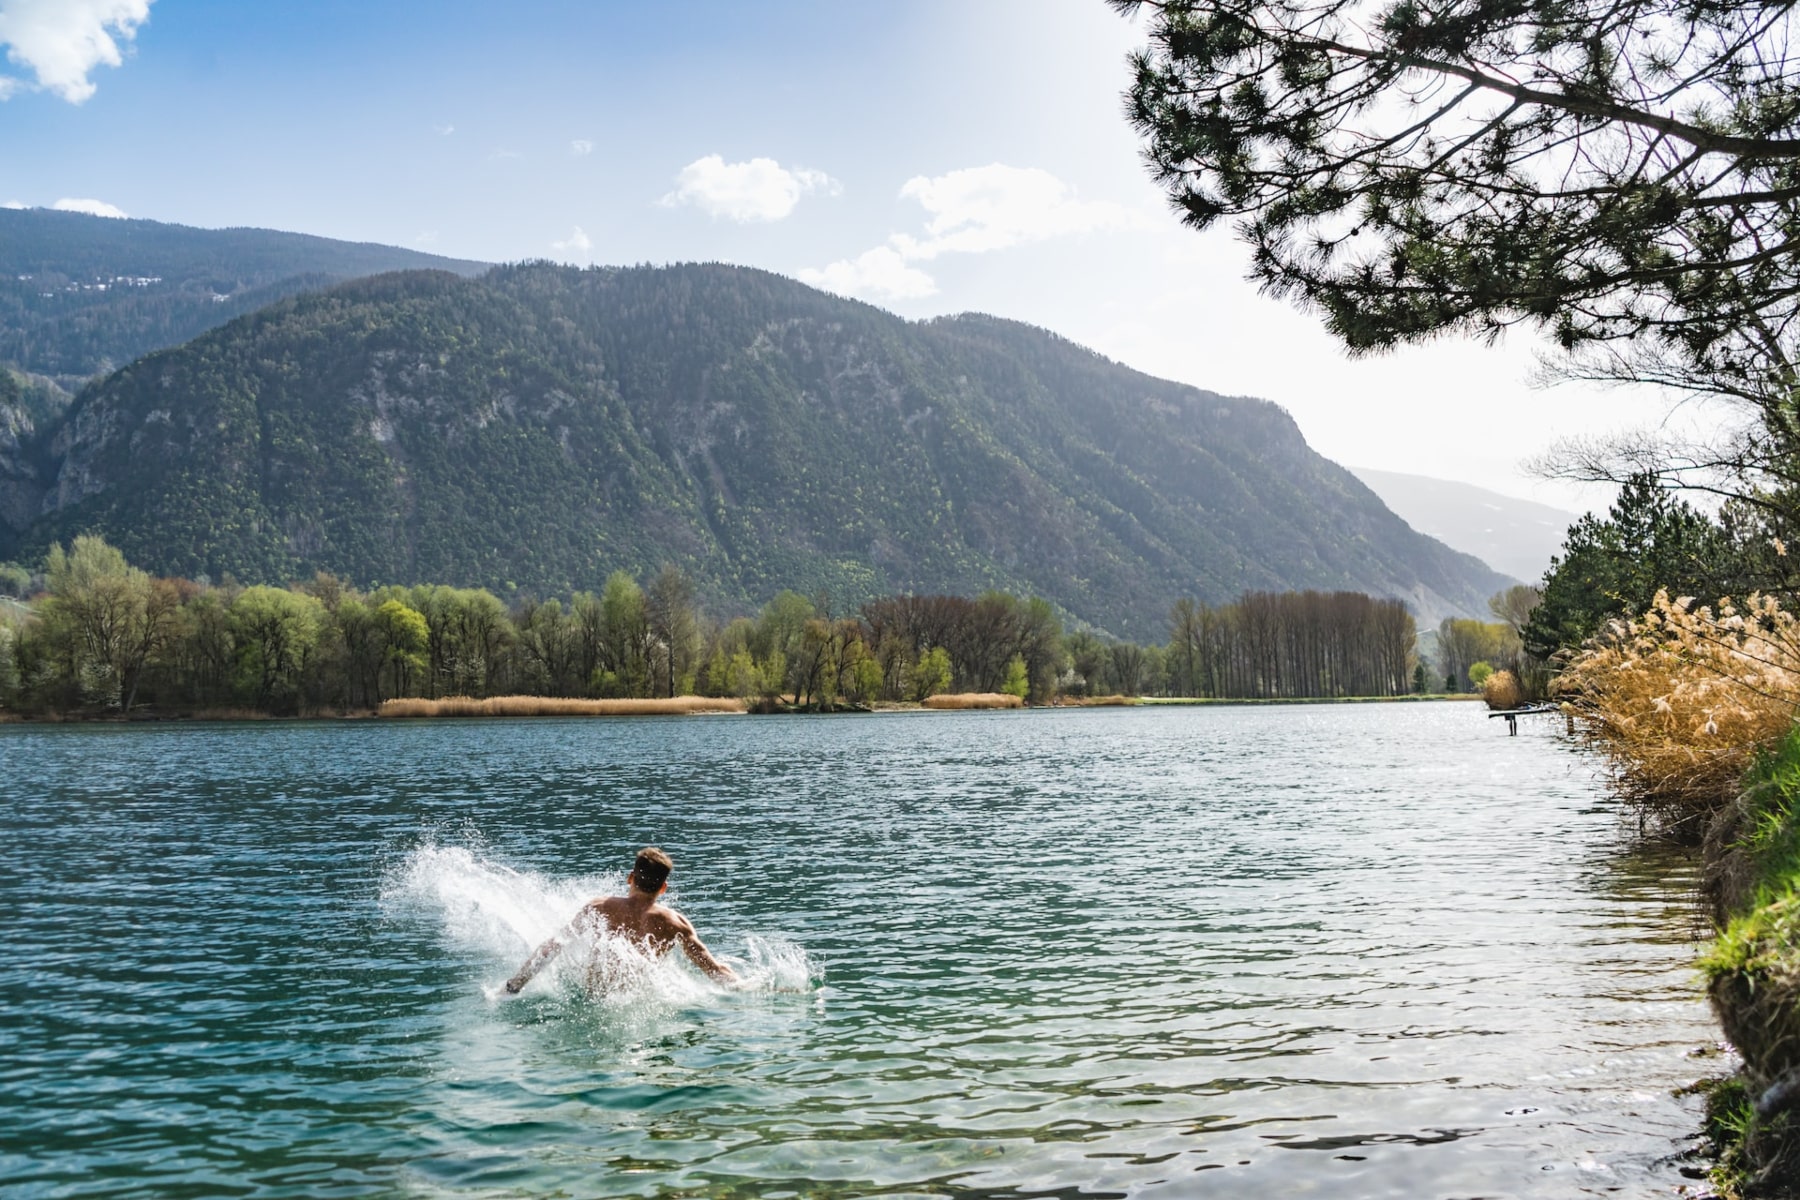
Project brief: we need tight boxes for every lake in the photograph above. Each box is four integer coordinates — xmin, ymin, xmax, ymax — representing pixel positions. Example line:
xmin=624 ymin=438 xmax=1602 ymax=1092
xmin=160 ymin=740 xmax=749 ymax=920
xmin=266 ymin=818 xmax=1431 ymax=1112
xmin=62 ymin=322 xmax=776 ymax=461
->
xmin=0 ymin=704 xmax=1716 ymax=1197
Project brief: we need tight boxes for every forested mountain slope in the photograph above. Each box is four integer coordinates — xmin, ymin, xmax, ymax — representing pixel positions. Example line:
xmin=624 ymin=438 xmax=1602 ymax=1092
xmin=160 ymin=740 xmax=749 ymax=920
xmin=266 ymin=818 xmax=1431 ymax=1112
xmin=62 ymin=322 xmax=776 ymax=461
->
xmin=0 ymin=262 xmax=1510 ymax=637
xmin=0 ymin=208 xmax=487 ymax=381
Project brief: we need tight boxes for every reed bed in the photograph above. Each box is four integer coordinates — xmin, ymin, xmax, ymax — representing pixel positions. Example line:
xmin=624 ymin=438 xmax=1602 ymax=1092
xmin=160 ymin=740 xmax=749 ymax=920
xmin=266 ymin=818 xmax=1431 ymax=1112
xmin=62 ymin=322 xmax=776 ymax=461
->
xmin=921 ymin=693 xmax=1026 ymax=710
xmin=186 ymin=707 xmax=277 ymax=721
xmin=1063 ymin=694 xmax=1138 ymax=707
xmin=1481 ymin=670 xmax=1524 ymax=711
xmin=1558 ymin=590 xmax=1800 ymax=822
xmin=379 ymin=695 xmax=747 ymax=718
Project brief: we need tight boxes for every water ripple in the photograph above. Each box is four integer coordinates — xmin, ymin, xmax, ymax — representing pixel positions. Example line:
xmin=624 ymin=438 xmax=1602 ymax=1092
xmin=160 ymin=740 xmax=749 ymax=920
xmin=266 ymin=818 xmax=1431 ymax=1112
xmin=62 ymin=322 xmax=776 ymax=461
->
xmin=0 ymin=704 xmax=1715 ymax=1197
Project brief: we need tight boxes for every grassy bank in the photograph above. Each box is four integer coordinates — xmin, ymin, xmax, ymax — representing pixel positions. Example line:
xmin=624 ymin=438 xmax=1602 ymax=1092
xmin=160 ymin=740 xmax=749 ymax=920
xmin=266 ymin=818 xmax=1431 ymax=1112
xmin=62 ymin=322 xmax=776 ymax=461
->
xmin=1696 ymin=732 xmax=1800 ymax=1197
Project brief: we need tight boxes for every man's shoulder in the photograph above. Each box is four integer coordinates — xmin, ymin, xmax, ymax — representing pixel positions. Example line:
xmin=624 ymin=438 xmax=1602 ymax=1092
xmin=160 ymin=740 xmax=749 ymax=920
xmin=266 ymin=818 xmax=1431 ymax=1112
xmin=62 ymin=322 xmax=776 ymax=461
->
xmin=651 ymin=905 xmax=695 ymax=934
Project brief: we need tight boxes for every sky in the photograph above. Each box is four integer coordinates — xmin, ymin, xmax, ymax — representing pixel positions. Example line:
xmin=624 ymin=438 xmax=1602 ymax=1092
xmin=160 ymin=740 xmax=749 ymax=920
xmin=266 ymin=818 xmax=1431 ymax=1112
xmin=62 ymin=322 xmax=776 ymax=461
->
xmin=0 ymin=0 xmax=1686 ymax=514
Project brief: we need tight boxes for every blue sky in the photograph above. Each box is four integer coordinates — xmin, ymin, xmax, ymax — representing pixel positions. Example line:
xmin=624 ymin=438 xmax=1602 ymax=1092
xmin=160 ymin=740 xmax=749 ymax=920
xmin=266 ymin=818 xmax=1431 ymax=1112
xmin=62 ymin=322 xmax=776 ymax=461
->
xmin=0 ymin=0 xmax=1660 ymax=511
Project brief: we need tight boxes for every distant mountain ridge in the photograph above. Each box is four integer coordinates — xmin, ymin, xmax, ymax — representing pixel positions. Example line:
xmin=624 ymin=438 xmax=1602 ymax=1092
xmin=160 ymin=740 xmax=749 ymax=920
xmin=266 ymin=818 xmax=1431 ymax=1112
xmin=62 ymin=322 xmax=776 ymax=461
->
xmin=0 ymin=260 xmax=1511 ymax=636
xmin=1350 ymin=468 xmax=1578 ymax=585
xmin=0 ymin=207 xmax=488 ymax=382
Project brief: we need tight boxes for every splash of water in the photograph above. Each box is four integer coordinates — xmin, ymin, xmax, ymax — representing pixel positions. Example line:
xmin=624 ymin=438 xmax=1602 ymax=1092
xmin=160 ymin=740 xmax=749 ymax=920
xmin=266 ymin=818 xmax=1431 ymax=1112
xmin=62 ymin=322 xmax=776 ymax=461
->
xmin=380 ymin=839 xmax=814 ymax=1005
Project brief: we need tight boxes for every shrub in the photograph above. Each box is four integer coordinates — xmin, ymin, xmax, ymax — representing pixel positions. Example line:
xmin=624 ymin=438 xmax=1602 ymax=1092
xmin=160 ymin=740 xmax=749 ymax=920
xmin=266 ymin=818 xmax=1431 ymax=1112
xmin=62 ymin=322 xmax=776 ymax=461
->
xmin=1557 ymin=590 xmax=1800 ymax=825
xmin=1481 ymin=669 xmax=1523 ymax=711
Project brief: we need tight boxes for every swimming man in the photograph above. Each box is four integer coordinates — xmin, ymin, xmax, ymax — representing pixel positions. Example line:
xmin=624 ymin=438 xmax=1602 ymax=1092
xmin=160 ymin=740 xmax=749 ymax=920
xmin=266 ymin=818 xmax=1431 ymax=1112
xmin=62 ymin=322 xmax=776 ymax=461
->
xmin=504 ymin=847 xmax=737 ymax=992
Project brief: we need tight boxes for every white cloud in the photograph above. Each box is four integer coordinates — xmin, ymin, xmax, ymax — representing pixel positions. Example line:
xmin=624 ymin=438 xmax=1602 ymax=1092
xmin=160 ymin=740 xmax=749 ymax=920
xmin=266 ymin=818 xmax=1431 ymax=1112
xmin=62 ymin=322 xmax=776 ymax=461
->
xmin=434 ymin=123 xmax=454 ymax=137
xmin=52 ymin=196 xmax=127 ymax=218
xmin=659 ymin=154 xmax=840 ymax=223
xmin=798 ymin=246 xmax=936 ymax=301
xmin=0 ymin=0 xmax=152 ymax=104
xmin=894 ymin=164 xmax=1144 ymax=259
xmin=414 ymin=230 xmax=438 ymax=246
xmin=570 ymin=139 xmax=593 ymax=156
xmin=552 ymin=225 xmax=593 ymax=262
xmin=803 ymin=163 xmax=1148 ymax=303
xmin=1 ymin=199 xmax=24 ymax=209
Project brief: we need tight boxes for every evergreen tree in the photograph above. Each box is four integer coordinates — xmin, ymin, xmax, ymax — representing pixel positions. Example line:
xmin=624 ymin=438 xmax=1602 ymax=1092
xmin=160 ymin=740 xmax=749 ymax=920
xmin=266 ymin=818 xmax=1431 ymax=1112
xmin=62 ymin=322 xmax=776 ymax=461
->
xmin=1524 ymin=476 xmax=1733 ymax=658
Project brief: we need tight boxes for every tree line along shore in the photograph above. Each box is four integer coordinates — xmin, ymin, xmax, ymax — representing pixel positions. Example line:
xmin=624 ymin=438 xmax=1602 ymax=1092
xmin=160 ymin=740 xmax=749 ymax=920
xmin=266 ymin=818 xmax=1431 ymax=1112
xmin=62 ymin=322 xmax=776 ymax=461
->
xmin=0 ymin=536 xmax=1537 ymax=720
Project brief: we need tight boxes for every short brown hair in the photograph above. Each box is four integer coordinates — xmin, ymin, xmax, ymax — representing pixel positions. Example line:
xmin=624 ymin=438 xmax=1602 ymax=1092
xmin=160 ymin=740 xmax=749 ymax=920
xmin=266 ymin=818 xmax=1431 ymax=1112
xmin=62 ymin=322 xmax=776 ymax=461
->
xmin=631 ymin=847 xmax=673 ymax=893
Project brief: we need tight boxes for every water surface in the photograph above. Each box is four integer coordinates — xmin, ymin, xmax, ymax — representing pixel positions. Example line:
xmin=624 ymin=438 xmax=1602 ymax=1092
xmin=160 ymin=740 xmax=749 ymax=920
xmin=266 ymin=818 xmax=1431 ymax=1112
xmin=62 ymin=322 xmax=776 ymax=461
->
xmin=0 ymin=704 xmax=1715 ymax=1197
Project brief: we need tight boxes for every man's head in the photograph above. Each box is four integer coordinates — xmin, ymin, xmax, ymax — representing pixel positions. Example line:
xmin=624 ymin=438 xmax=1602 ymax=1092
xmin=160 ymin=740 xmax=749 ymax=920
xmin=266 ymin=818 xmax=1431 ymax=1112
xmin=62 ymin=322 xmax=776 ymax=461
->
xmin=630 ymin=846 xmax=673 ymax=895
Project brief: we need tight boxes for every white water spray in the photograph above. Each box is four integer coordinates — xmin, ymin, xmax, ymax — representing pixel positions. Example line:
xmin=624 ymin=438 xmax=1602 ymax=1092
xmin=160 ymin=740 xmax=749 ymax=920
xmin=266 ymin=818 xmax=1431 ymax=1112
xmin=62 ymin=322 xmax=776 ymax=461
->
xmin=380 ymin=839 xmax=814 ymax=1006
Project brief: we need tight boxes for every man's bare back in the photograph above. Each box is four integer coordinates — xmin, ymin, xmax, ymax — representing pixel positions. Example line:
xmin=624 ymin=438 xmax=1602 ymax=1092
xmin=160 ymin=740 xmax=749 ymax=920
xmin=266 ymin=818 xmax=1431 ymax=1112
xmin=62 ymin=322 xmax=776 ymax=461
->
xmin=505 ymin=848 xmax=736 ymax=993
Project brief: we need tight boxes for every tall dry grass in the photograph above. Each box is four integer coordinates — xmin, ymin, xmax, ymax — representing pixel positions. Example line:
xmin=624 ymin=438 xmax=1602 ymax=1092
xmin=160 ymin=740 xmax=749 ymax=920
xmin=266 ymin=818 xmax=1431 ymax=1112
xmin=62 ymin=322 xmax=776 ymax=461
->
xmin=380 ymin=695 xmax=747 ymax=718
xmin=1558 ymin=590 xmax=1800 ymax=821
xmin=921 ymin=693 xmax=1026 ymax=710
xmin=1481 ymin=670 xmax=1524 ymax=711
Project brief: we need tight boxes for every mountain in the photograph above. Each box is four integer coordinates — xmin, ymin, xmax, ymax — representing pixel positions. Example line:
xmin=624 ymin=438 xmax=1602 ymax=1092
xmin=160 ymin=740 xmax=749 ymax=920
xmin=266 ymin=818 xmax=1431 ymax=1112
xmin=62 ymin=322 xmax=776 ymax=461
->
xmin=1350 ymin=468 xmax=1579 ymax=586
xmin=0 ymin=262 xmax=1512 ymax=638
xmin=0 ymin=207 xmax=488 ymax=383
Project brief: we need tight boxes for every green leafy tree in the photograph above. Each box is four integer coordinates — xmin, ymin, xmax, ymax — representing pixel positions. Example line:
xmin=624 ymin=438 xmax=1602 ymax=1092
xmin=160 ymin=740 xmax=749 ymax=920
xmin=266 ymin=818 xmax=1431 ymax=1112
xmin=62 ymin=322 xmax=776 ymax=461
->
xmin=598 ymin=570 xmax=650 ymax=697
xmin=715 ymin=649 xmax=751 ymax=699
xmin=333 ymin=597 xmax=385 ymax=709
xmin=230 ymin=586 xmax=324 ymax=712
xmin=0 ymin=562 xmax=30 ymax=598
xmin=1064 ymin=630 xmax=1109 ymax=698
xmin=1108 ymin=642 xmax=1147 ymax=697
xmin=845 ymin=647 xmax=883 ymax=706
xmin=907 ymin=646 xmax=953 ymax=702
xmin=1000 ymin=654 xmax=1030 ymax=700
xmin=445 ymin=587 xmax=512 ymax=697
xmin=755 ymin=591 xmax=816 ymax=703
xmin=514 ymin=598 xmax=577 ymax=696
xmin=1436 ymin=618 xmax=1508 ymax=692
xmin=165 ymin=587 xmax=237 ymax=707
xmin=0 ymin=618 xmax=21 ymax=707
xmin=373 ymin=598 xmax=429 ymax=701
xmin=41 ymin=535 xmax=176 ymax=710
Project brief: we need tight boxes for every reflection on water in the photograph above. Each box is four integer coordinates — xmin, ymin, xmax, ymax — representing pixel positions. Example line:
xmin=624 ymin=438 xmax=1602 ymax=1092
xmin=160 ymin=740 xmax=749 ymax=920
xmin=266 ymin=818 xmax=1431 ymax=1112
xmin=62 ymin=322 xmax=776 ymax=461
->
xmin=0 ymin=704 xmax=1716 ymax=1197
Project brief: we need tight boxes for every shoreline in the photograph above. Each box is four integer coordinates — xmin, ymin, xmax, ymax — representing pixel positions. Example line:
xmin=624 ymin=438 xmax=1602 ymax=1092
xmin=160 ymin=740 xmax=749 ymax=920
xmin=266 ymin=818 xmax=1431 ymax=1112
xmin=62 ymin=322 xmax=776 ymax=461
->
xmin=0 ymin=693 xmax=1490 ymax=724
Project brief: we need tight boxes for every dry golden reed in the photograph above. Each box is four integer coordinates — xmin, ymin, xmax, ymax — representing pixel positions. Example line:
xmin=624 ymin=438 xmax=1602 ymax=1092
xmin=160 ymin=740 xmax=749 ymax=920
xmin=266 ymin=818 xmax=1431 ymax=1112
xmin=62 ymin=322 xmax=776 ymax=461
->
xmin=921 ymin=693 xmax=1026 ymax=710
xmin=1558 ymin=590 xmax=1800 ymax=818
xmin=1481 ymin=670 xmax=1524 ymax=711
xmin=380 ymin=695 xmax=747 ymax=718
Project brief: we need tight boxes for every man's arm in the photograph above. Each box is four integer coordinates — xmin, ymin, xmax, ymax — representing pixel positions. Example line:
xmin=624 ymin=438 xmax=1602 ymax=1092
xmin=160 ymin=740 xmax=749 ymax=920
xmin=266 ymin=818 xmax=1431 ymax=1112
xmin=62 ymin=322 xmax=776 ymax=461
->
xmin=504 ymin=935 xmax=563 ymax=993
xmin=505 ymin=904 xmax=600 ymax=993
xmin=674 ymin=915 xmax=737 ymax=983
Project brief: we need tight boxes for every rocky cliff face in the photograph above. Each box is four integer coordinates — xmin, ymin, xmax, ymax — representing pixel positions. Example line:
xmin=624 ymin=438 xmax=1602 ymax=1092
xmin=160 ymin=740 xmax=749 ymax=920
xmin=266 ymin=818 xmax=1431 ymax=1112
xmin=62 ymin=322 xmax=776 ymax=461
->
xmin=1 ymin=262 xmax=1511 ymax=635
xmin=0 ymin=397 xmax=40 ymax=533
